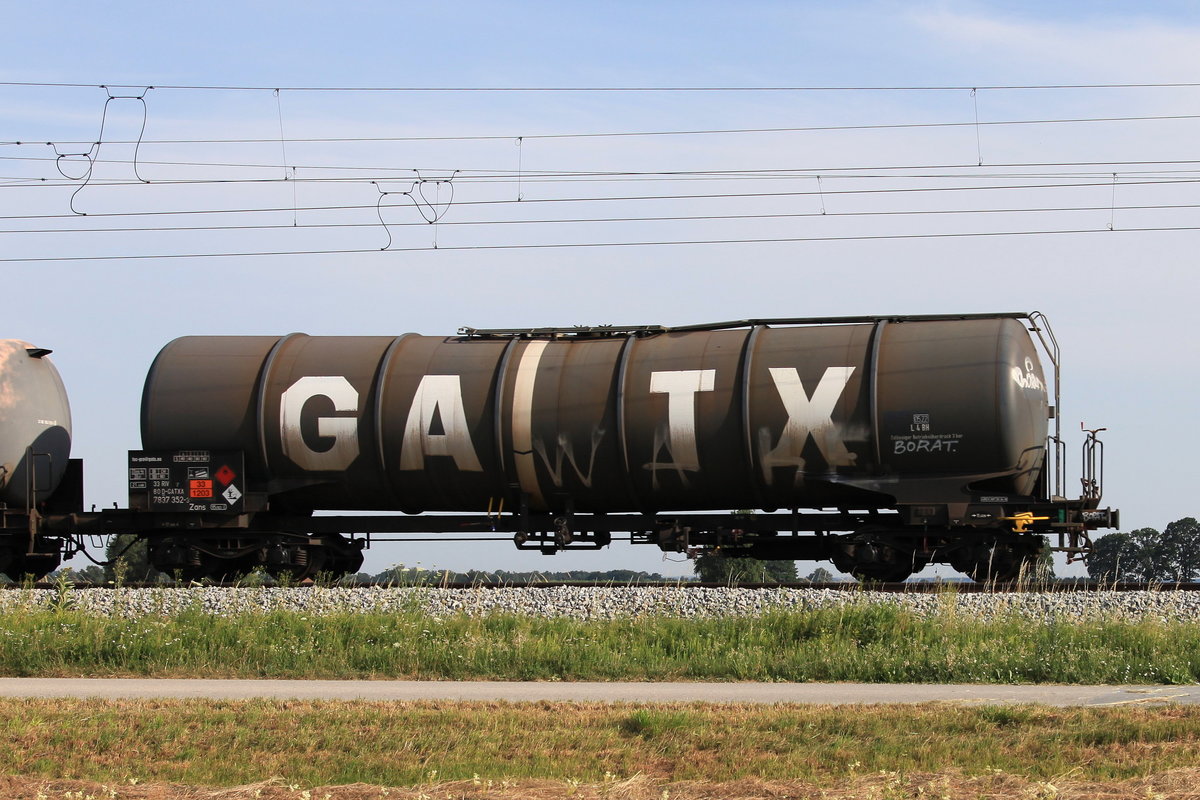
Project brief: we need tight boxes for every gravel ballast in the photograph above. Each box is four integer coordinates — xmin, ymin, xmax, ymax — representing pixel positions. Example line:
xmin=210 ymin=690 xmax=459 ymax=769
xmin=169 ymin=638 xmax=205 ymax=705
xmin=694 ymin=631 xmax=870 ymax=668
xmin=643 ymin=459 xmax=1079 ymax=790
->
xmin=4 ymin=586 xmax=1200 ymax=623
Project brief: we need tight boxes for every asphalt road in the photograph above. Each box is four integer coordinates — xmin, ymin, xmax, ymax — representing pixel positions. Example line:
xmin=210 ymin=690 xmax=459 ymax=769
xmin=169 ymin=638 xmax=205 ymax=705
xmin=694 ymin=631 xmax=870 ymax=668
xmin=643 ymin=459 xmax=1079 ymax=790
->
xmin=0 ymin=679 xmax=1196 ymax=705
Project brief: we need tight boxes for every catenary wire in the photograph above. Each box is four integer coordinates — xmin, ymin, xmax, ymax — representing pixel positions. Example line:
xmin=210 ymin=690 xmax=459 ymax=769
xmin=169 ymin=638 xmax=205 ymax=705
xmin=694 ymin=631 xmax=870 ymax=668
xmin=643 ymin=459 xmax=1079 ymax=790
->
xmin=0 ymin=176 xmax=1196 ymax=222
xmin=2 ymin=201 xmax=1197 ymax=236
xmin=7 ymin=111 xmax=1200 ymax=146
xmin=12 ymin=168 xmax=1184 ymax=187
xmin=3 ymin=174 xmax=1198 ymax=201
xmin=12 ymin=152 xmax=1200 ymax=182
xmin=2 ymin=170 xmax=1198 ymax=229
xmin=6 ymin=81 xmax=1200 ymax=91
xmin=1 ymin=224 xmax=1198 ymax=262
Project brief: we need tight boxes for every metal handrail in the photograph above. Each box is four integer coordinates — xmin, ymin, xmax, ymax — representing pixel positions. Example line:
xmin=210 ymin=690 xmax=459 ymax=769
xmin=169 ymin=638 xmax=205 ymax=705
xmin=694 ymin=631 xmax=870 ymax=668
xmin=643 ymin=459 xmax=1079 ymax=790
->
xmin=460 ymin=311 xmax=1037 ymax=339
xmin=1081 ymin=424 xmax=1106 ymax=501
xmin=23 ymin=446 xmax=53 ymax=554
xmin=1025 ymin=311 xmax=1063 ymax=500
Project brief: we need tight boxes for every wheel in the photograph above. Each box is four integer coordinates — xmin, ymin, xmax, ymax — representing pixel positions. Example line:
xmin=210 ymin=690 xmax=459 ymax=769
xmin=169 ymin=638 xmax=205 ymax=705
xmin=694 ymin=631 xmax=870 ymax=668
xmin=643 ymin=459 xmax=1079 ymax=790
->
xmin=263 ymin=541 xmax=326 ymax=581
xmin=951 ymin=538 xmax=1037 ymax=583
xmin=173 ymin=552 xmax=257 ymax=583
xmin=324 ymin=539 xmax=365 ymax=577
xmin=148 ymin=537 xmax=208 ymax=582
xmin=205 ymin=554 xmax=258 ymax=583
xmin=833 ymin=527 xmax=921 ymax=584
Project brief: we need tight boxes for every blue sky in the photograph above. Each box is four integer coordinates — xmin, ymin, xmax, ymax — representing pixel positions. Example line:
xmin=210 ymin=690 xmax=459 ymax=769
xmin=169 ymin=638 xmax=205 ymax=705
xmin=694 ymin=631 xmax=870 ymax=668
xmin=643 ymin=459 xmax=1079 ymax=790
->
xmin=18 ymin=2 xmax=1200 ymax=88
xmin=3 ymin=1 xmax=1198 ymax=576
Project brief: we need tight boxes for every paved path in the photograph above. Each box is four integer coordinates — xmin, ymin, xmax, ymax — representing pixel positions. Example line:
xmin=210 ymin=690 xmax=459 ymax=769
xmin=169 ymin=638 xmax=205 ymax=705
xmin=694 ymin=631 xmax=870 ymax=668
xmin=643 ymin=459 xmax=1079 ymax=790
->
xmin=0 ymin=679 xmax=1196 ymax=706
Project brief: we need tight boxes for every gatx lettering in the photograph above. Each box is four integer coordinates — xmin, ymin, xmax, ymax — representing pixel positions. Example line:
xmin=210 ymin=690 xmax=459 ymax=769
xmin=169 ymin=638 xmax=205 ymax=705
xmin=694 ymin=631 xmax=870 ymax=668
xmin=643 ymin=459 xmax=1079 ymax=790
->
xmin=399 ymin=375 xmax=483 ymax=472
xmin=760 ymin=366 xmax=856 ymax=482
xmin=280 ymin=364 xmax=857 ymax=479
xmin=279 ymin=376 xmax=361 ymax=471
xmin=646 ymin=369 xmax=716 ymax=476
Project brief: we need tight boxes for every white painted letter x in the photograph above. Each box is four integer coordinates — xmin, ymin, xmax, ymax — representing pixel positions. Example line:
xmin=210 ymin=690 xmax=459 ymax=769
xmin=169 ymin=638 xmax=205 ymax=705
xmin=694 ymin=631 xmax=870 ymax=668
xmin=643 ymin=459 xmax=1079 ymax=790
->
xmin=762 ymin=366 xmax=856 ymax=480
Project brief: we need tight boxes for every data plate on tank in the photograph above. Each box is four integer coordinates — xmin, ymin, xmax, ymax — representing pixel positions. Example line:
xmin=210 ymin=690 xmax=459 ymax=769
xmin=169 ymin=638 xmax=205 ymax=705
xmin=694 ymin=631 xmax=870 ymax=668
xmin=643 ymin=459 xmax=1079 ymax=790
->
xmin=128 ymin=450 xmax=245 ymax=513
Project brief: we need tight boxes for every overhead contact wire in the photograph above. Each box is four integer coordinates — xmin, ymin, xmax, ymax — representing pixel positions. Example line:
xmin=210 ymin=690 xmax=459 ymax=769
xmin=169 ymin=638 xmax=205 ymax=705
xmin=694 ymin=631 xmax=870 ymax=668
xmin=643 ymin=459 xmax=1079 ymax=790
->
xmin=7 ymin=80 xmax=1200 ymax=91
xmin=2 ymin=176 xmax=1196 ymax=217
xmin=5 ymin=201 xmax=1200 ymax=236
xmin=11 ymin=111 xmax=1200 ymax=146
xmin=3 ymin=225 xmax=1200 ymax=262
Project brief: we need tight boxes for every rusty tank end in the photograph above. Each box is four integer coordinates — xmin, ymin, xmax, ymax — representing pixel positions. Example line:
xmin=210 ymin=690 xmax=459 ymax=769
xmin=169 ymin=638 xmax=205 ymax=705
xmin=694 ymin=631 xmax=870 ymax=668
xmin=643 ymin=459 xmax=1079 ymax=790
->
xmin=0 ymin=340 xmax=72 ymax=509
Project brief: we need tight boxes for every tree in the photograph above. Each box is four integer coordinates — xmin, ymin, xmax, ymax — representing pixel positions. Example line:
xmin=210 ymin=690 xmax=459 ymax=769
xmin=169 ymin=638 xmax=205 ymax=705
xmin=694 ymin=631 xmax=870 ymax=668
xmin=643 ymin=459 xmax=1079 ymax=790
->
xmin=105 ymin=534 xmax=166 ymax=583
xmin=805 ymin=567 xmax=834 ymax=583
xmin=1087 ymin=521 xmax=1200 ymax=583
xmin=1088 ymin=530 xmax=1150 ymax=582
xmin=1033 ymin=536 xmax=1056 ymax=581
xmin=72 ymin=565 xmax=107 ymax=584
xmin=1159 ymin=518 xmax=1200 ymax=582
xmin=371 ymin=564 xmax=439 ymax=585
xmin=693 ymin=552 xmax=798 ymax=584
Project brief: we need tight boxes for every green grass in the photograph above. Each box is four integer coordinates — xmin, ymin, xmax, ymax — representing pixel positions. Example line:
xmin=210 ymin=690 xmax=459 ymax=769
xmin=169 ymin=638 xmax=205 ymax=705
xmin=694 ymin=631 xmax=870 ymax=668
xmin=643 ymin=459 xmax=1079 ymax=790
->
xmin=0 ymin=603 xmax=1197 ymax=683
xmin=0 ymin=699 xmax=1198 ymax=788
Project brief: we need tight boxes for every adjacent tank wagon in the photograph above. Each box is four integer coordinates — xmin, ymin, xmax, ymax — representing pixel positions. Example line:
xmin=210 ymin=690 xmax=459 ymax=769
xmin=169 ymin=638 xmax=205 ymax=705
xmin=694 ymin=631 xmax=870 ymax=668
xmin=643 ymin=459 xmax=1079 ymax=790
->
xmin=0 ymin=341 xmax=81 ymax=577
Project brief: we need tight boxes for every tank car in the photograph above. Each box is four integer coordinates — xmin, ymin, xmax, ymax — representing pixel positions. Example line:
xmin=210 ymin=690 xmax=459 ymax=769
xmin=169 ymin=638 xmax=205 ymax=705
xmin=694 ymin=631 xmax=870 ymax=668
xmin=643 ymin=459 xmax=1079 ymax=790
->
xmin=0 ymin=340 xmax=78 ymax=578
xmin=128 ymin=312 xmax=1116 ymax=582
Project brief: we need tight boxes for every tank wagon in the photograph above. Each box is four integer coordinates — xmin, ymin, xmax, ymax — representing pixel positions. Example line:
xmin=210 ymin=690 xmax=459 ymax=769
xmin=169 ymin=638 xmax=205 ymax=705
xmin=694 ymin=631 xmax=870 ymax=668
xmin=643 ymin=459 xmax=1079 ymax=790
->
xmin=0 ymin=313 xmax=1117 ymax=582
xmin=117 ymin=311 xmax=1114 ymax=582
xmin=0 ymin=341 xmax=83 ymax=577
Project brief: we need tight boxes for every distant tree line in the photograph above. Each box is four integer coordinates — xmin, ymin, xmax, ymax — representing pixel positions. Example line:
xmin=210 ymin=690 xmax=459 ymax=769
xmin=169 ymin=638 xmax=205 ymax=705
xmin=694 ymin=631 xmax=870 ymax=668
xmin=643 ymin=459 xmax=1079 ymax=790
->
xmin=338 ymin=561 xmax=827 ymax=585
xmin=361 ymin=566 xmax=684 ymax=585
xmin=1086 ymin=518 xmax=1200 ymax=583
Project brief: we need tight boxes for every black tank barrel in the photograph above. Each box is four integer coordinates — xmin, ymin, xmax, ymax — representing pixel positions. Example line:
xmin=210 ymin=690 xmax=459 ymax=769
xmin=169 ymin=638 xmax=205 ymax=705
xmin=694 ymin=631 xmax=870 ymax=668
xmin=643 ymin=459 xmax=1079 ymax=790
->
xmin=140 ymin=317 xmax=1049 ymax=513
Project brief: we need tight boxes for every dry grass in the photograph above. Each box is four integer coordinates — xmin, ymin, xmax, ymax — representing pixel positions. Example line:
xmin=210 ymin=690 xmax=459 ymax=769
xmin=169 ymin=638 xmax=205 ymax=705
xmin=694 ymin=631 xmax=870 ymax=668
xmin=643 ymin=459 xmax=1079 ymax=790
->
xmin=2 ymin=699 xmax=1200 ymax=794
xmin=4 ymin=770 xmax=1200 ymax=799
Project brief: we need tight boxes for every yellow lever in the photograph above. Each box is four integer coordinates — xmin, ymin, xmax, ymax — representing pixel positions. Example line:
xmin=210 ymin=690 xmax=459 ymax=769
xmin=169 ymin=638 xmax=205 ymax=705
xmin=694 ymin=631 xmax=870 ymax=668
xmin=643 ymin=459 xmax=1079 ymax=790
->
xmin=1001 ymin=511 xmax=1049 ymax=533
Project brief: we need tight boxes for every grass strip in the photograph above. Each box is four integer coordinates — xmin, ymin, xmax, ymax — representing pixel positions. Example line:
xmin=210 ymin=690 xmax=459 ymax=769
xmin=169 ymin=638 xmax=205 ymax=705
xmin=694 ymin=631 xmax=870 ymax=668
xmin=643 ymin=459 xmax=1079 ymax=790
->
xmin=0 ymin=699 xmax=1199 ymax=789
xmin=0 ymin=605 xmax=1197 ymax=682
xmin=5 ymin=771 xmax=1200 ymax=799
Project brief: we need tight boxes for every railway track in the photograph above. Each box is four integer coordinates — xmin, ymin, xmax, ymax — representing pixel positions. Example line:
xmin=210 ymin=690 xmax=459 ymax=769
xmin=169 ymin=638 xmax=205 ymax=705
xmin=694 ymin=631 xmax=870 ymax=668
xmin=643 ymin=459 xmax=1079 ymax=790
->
xmin=12 ymin=580 xmax=1200 ymax=592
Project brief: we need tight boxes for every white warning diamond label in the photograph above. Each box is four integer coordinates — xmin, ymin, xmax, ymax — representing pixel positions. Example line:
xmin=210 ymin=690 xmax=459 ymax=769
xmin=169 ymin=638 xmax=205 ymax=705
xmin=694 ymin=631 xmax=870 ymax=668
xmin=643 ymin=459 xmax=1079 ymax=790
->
xmin=222 ymin=484 xmax=243 ymax=505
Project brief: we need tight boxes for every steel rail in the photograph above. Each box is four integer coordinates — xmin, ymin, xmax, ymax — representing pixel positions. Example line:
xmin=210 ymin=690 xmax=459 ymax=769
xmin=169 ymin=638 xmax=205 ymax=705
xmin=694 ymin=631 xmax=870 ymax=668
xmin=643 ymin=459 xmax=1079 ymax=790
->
xmin=12 ymin=581 xmax=1200 ymax=592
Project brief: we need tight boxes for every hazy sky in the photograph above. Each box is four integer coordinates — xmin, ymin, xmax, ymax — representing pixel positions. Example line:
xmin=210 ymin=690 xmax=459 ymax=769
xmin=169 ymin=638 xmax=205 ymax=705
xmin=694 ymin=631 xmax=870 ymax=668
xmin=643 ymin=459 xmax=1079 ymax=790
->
xmin=3 ymin=1 xmax=1198 ymax=577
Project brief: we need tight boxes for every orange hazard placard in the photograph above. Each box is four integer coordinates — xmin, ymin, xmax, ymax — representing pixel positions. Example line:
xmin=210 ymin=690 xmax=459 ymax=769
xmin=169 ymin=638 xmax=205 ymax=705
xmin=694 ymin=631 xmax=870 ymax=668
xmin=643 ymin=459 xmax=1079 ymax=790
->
xmin=189 ymin=479 xmax=213 ymax=498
